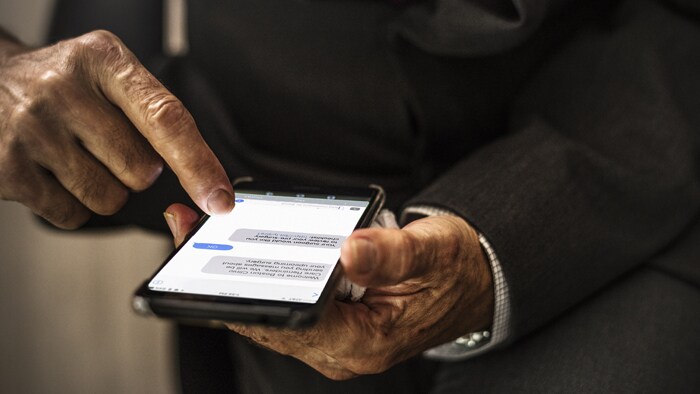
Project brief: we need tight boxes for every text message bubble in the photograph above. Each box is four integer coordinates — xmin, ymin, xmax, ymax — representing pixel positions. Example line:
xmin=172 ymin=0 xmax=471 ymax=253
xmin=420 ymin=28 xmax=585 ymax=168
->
xmin=202 ymin=256 xmax=332 ymax=282
xmin=230 ymin=229 xmax=345 ymax=249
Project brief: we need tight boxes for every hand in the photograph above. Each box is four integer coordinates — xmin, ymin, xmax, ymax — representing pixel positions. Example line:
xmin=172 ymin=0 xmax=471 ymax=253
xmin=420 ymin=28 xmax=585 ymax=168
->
xmin=165 ymin=203 xmax=494 ymax=380
xmin=0 ymin=30 xmax=234 ymax=229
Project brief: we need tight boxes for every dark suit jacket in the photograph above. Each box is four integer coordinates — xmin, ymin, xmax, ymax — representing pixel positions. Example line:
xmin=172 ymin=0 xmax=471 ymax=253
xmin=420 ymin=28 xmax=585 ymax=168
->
xmin=50 ymin=0 xmax=700 ymax=391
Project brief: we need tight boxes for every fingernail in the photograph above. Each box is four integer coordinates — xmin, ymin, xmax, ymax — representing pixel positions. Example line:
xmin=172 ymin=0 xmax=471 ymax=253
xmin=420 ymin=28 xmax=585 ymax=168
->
xmin=207 ymin=189 xmax=235 ymax=214
xmin=163 ymin=211 xmax=178 ymax=240
xmin=345 ymin=238 xmax=376 ymax=275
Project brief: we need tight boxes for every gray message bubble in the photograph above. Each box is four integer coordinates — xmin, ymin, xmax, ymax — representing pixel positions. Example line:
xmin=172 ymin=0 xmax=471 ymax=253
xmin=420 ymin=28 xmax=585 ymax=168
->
xmin=230 ymin=229 xmax=345 ymax=249
xmin=202 ymin=256 xmax=332 ymax=282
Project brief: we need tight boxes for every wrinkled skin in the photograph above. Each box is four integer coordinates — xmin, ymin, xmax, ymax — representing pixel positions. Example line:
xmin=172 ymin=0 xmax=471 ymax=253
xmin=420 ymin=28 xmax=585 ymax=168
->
xmin=0 ymin=30 xmax=234 ymax=228
xmin=165 ymin=203 xmax=494 ymax=380
xmin=0 ymin=27 xmax=495 ymax=379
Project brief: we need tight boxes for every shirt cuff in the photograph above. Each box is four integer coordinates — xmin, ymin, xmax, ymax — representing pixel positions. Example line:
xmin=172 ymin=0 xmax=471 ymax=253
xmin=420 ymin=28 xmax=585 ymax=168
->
xmin=400 ymin=205 xmax=511 ymax=361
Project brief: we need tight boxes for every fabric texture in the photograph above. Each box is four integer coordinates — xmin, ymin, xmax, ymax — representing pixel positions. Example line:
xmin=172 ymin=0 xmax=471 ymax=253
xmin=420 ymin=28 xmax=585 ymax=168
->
xmin=390 ymin=0 xmax=574 ymax=55
xmin=432 ymin=265 xmax=700 ymax=393
xmin=403 ymin=0 xmax=700 ymax=341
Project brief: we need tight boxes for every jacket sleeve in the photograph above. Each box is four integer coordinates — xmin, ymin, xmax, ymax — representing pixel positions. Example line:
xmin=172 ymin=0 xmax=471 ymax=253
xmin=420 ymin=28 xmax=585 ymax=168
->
xmin=402 ymin=0 xmax=700 ymax=341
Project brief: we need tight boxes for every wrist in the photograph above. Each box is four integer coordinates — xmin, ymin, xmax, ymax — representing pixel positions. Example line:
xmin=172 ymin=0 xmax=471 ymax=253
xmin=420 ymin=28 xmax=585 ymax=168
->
xmin=472 ymin=237 xmax=495 ymax=331
xmin=402 ymin=205 xmax=511 ymax=360
xmin=452 ymin=215 xmax=495 ymax=332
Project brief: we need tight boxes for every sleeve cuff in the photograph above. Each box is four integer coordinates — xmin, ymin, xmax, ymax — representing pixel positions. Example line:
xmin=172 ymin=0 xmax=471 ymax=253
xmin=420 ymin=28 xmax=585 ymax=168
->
xmin=400 ymin=205 xmax=511 ymax=361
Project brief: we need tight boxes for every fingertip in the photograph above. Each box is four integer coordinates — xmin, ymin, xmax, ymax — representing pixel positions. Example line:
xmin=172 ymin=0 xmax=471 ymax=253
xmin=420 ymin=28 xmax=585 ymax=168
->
xmin=163 ymin=211 xmax=178 ymax=240
xmin=206 ymin=188 xmax=235 ymax=215
xmin=343 ymin=228 xmax=428 ymax=287
xmin=340 ymin=239 xmax=353 ymax=266
xmin=164 ymin=203 xmax=201 ymax=246
xmin=52 ymin=208 xmax=92 ymax=230
xmin=340 ymin=237 xmax=376 ymax=284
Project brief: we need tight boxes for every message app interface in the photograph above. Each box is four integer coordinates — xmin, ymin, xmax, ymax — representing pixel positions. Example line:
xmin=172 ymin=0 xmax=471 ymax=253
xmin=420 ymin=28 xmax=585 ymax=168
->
xmin=149 ymin=191 xmax=369 ymax=304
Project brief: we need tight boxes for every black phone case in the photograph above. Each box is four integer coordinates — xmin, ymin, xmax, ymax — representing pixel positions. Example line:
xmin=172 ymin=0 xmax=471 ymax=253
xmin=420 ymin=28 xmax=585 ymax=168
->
xmin=132 ymin=181 xmax=385 ymax=328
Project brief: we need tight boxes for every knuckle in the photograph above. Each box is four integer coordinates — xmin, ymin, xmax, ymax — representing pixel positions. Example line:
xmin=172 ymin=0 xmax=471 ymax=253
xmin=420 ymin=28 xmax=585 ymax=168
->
xmin=0 ymin=125 xmax=25 ymax=158
xmin=397 ymin=231 xmax=420 ymax=279
xmin=143 ymin=94 xmax=192 ymax=138
xmin=126 ymin=157 xmax=163 ymax=192
xmin=26 ymin=71 xmax=67 ymax=108
xmin=0 ymin=160 xmax=26 ymax=201
xmin=76 ymin=30 xmax=124 ymax=56
xmin=37 ymin=200 xmax=90 ymax=230
xmin=96 ymin=187 xmax=129 ymax=215
xmin=86 ymin=29 xmax=120 ymax=44
xmin=97 ymin=121 xmax=164 ymax=191
xmin=68 ymin=30 xmax=129 ymax=73
xmin=10 ymin=96 xmax=50 ymax=126
xmin=67 ymin=173 xmax=128 ymax=216
xmin=0 ymin=141 xmax=41 ymax=203
xmin=35 ymin=67 xmax=69 ymax=92
xmin=323 ymin=369 xmax=358 ymax=381
xmin=345 ymin=355 xmax=393 ymax=376
xmin=7 ymin=78 xmax=72 ymax=132
xmin=109 ymin=137 xmax=164 ymax=191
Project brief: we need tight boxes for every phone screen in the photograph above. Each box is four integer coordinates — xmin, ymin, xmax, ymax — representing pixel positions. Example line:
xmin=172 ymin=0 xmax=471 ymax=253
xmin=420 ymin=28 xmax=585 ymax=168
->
xmin=148 ymin=189 xmax=370 ymax=304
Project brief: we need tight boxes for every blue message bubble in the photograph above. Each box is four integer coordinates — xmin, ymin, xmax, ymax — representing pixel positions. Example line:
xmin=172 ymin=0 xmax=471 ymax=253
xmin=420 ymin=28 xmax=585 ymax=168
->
xmin=193 ymin=243 xmax=233 ymax=251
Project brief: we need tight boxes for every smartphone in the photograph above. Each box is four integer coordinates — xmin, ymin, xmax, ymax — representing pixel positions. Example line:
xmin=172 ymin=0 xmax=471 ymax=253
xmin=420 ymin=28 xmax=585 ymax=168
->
xmin=133 ymin=181 xmax=385 ymax=328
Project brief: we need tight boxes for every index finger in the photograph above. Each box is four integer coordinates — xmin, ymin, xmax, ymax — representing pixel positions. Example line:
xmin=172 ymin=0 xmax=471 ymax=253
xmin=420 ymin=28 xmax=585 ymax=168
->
xmin=80 ymin=30 xmax=234 ymax=214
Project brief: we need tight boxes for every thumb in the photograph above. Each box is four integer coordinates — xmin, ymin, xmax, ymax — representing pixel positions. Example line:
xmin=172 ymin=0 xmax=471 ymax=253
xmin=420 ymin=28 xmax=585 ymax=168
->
xmin=340 ymin=216 xmax=476 ymax=288
xmin=163 ymin=203 xmax=201 ymax=246
xmin=340 ymin=226 xmax=434 ymax=288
